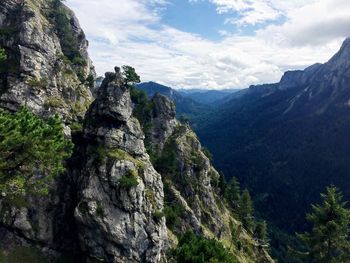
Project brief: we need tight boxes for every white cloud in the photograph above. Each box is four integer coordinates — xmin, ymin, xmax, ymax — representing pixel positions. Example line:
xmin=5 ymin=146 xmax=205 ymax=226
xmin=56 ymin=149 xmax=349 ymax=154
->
xmin=66 ymin=0 xmax=350 ymax=89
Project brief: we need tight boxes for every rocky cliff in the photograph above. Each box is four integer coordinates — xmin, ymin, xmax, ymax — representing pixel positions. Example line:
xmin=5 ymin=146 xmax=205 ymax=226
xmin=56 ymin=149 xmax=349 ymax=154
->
xmin=0 ymin=0 xmax=94 ymax=124
xmin=0 ymin=0 xmax=94 ymax=260
xmin=142 ymin=90 xmax=273 ymax=263
xmin=75 ymin=69 xmax=167 ymax=263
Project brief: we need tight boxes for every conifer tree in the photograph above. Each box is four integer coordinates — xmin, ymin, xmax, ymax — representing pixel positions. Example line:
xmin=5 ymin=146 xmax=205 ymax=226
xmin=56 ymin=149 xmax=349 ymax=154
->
xmin=298 ymin=186 xmax=350 ymax=263
xmin=239 ymin=189 xmax=255 ymax=231
xmin=225 ymin=176 xmax=241 ymax=210
xmin=254 ymin=221 xmax=268 ymax=245
xmin=0 ymin=107 xmax=73 ymax=198
xmin=122 ymin=65 xmax=141 ymax=86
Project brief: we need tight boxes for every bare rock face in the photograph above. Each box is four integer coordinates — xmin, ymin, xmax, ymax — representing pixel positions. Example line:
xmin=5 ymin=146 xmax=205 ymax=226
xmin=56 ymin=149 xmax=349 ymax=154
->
xmin=75 ymin=69 xmax=168 ymax=263
xmin=0 ymin=0 xmax=94 ymax=122
xmin=148 ymin=93 xmax=178 ymax=150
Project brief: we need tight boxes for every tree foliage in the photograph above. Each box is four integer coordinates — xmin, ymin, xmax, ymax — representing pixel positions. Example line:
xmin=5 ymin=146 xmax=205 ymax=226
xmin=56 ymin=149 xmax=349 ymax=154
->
xmin=0 ymin=48 xmax=6 ymax=62
xmin=51 ymin=0 xmax=85 ymax=66
xmin=225 ymin=176 xmax=241 ymax=211
xmin=239 ymin=189 xmax=255 ymax=231
xmin=173 ymin=231 xmax=238 ymax=263
xmin=122 ymin=65 xmax=141 ymax=86
xmin=298 ymin=186 xmax=350 ymax=263
xmin=0 ymin=107 xmax=73 ymax=198
xmin=254 ymin=221 xmax=268 ymax=245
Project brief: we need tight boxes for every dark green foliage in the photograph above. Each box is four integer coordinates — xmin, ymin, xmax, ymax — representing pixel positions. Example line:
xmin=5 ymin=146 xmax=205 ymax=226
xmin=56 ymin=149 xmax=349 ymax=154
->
xmin=195 ymin=66 xmax=350 ymax=262
xmin=0 ymin=107 xmax=73 ymax=199
xmin=202 ymin=147 xmax=213 ymax=161
xmin=164 ymin=203 xmax=185 ymax=231
xmin=155 ymin=138 xmax=177 ymax=176
xmin=173 ymin=231 xmax=238 ymax=263
xmin=69 ymin=122 xmax=83 ymax=133
xmin=239 ymin=189 xmax=255 ymax=232
xmin=50 ymin=1 xmax=85 ymax=66
xmin=0 ymin=26 xmax=17 ymax=36
xmin=254 ymin=221 xmax=268 ymax=245
xmin=27 ymin=78 xmax=48 ymax=89
xmin=225 ymin=176 xmax=241 ymax=211
xmin=130 ymin=86 xmax=154 ymax=126
xmin=179 ymin=114 xmax=190 ymax=124
xmin=86 ymin=74 xmax=95 ymax=88
xmin=0 ymin=247 xmax=49 ymax=263
xmin=217 ymin=171 xmax=227 ymax=195
xmin=298 ymin=186 xmax=350 ymax=263
xmin=122 ymin=65 xmax=141 ymax=85
xmin=119 ymin=170 xmax=139 ymax=189
xmin=153 ymin=210 xmax=165 ymax=222
xmin=96 ymin=203 xmax=105 ymax=218
xmin=0 ymin=48 xmax=7 ymax=62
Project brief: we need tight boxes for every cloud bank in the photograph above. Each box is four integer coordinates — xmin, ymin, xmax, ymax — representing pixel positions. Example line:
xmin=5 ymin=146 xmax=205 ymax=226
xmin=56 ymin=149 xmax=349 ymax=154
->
xmin=66 ymin=0 xmax=350 ymax=89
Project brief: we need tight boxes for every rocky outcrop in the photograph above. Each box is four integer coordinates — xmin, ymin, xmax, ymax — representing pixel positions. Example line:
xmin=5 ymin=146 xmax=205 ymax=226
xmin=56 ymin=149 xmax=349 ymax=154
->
xmin=0 ymin=0 xmax=94 ymax=259
xmin=75 ymin=68 xmax=167 ymax=263
xmin=144 ymin=93 xmax=274 ymax=263
xmin=0 ymin=0 xmax=94 ymax=122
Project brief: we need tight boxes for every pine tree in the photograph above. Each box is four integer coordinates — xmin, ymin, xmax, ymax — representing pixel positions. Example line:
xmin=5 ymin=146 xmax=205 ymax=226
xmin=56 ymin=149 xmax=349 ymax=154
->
xmin=0 ymin=107 xmax=73 ymax=199
xmin=239 ymin=189 xmax=255 ymax=231
xmin=298 ymin=186 xmax=350 ymax=263
xmin=254 ymin=221 xmax=268 ymax=245
xmin=122 ymin=65 xmax=141 ymax=86
xmin=225 ymin=176 xmax=241 ymax=210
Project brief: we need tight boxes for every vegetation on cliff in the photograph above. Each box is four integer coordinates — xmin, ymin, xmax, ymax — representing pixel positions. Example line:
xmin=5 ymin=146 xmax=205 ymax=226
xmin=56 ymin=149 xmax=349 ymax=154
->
xmin=0 ymin=107 xmax=73 ymax=200
xmin=173 ymin=231 xmax=238 ymax=263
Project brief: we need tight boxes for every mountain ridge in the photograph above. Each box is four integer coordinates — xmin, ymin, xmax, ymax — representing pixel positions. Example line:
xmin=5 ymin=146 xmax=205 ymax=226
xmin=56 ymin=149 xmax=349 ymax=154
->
xmin=196 ymin=37 xmax=350 ymax=262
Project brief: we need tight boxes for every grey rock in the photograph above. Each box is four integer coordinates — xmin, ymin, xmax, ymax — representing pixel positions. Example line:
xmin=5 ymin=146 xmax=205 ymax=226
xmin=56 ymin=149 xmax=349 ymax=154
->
xmin=76 ymin=70 xmax=168 ymax=263
xmin=0 ymin=0 xmax=94 ymax=122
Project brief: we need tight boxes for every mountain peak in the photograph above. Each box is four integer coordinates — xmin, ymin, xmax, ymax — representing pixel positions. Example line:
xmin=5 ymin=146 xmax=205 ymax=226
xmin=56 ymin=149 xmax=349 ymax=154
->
xmin=326 ymin=37 xmax=350 ymax=71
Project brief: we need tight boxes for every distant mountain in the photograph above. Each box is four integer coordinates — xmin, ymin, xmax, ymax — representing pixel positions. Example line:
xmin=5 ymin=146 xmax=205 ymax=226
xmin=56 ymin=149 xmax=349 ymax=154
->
xmin=178 ymin=89 xmax=240 ymax=105
xmin=197 ymin=38 xmax=350 ymax=262
xmin=137 ymin=82 xmax=209 ymax=117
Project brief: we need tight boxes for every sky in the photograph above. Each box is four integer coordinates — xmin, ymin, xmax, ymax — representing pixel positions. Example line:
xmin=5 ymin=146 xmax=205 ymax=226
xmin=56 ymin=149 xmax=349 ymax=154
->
xmin=65 ymin=0 xmax=350 ymax=89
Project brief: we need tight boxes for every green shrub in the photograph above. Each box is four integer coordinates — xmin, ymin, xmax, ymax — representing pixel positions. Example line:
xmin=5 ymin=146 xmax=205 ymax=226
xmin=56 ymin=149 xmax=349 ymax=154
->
xmin=44 ymin=96 xmax=66 ymax=108
xmin=153 ymin=210 xmax=165 ymax=222
xmin=0 ymin=247 xmax=48 ymax=263
xmin=155 ymin=139 xmax=178 ymax=175
xmin=0 ymin=48 xmax=7 ymax=62
xmin=27 ymin=78 xmax=48 ymax=89
xmin=119 ymin=170 xmax=139 ymax=189
xmin=164 ymin=203 xmax=185 ymax=231
xmin=0 ymin=107 xmax=73 ymax=200
xmin=173 ymin=231 xmax=238 ymax=263
xmin=69 ymin=122 xmax=83 ymax=133
xmin=107 ymin=149 xmax=145 ymax=170
xmin=0 ymin=26 xmax=17 ymax=36
xmin=202 ymin=147 xmax=213 ymax=161
xmin=96 ymin=203 xmax=105 ymax=218
xmin=86 ymin=74 xmax=95 ymax=87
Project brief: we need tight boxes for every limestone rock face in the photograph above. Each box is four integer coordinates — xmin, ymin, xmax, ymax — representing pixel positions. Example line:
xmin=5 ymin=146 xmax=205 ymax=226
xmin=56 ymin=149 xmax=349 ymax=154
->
xmin=0 ymin=0 xmax=94 ymax=122
xmin=148 ymin=93 xmax=178 ymax=150
xmin=0 ymin=0 xmax=94 ymax=256
xmin=144 ymin=93 xmax=274 ymax=263
xmin=75 ymin=70 xmax=168 ymax=263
